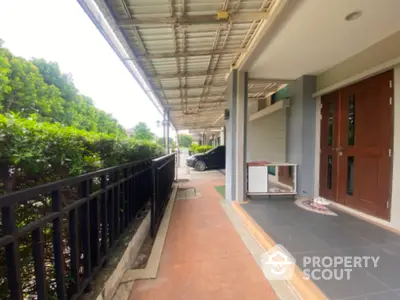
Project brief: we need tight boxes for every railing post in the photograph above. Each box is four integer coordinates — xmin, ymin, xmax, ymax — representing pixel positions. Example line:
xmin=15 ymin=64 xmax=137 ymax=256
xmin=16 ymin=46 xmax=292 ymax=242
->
xmin=174 ymin=153 xmax=177 ymax=182
xmin=89 ymin=182 xmax=100 ymax=272
xmin=32 ymin=227 xmax=47 ymax=300
xmin=51 ymin=189 xmax=66 ymax=299
xmin=68 ymin=206 xmax=80 ymax=295
xmin=2 ymin=205 xmax=22 ymax=300
xmin=114 ymin=171 xmax=121 ymax=237
xmin=123 ymin=168 xmax=129 ymax=228
xmin=175 ymin=152 xmax=178 ymax=182
xmin=80 ymin=180 xmax=91 ymax=280
xmin=100 ymin=175 xmax=108 ymax=258
xmin=151 ymin=160 xmax=157 ymax=237
xmin=130 ymin=165 xmax=136 ymax=222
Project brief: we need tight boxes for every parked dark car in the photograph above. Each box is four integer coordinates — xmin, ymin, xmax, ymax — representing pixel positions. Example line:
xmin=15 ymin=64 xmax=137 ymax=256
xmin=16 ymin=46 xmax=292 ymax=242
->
xmin=186 ymin=145 xmax=225 ymax=171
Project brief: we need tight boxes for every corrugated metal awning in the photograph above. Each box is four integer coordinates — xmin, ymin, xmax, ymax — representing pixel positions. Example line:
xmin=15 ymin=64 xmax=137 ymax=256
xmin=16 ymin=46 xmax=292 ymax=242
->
xmin=79 ymin=0 xmax=289 ymax=130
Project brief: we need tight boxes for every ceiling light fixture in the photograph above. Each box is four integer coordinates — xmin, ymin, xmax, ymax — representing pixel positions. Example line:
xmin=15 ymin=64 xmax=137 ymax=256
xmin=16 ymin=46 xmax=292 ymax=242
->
xmin=345 ymin=11 xmax=362 ymax=21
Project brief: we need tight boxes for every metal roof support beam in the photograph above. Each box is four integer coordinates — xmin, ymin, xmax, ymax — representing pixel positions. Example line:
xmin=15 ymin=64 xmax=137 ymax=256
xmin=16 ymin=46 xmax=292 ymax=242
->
xmin=152 ymin=70 xmax=227 ymax=79
xmin=170 ymin=100 xmax=225 ymax=107
xmin=248 ymin=78 xmax=294 ymax=84
xmin=166 ymin=96 xmax=265 ymax=102
xmin=131 ymin=48 xmax=246 ymax=59
xmin=157 ymin=83 xmax=227 ymax=91
xmin=118 ymin=12 xmax=271 ymax=26
xmin=166 ymin=96 xmax=225 ymax=102
xmin=157 ymin=81 xmax=287 ymax=92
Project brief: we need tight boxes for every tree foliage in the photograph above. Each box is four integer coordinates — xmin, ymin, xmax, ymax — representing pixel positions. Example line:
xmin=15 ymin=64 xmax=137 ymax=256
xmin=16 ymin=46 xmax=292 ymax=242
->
xmin=0 ymin=41 xmax=166 ymax=298
xmin=131 ymin=122 xmax=154 ymax=140
xmin=156 ymin=136 xmax=176 ymax=152
xmin=0 ymin=43 xmax=125 ymax=136
xmin=178 ymin=134 xmax=193 ymax=147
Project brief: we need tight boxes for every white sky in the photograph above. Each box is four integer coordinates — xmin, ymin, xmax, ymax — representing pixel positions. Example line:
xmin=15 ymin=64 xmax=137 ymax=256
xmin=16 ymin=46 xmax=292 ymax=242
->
xmin=0 ymin=0 xmax=164 ymax=136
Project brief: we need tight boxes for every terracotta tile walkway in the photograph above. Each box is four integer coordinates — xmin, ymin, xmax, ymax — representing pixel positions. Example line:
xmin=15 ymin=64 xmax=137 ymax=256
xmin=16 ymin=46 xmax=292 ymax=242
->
xmin=129 ymin=173 xmax=277 ymax=300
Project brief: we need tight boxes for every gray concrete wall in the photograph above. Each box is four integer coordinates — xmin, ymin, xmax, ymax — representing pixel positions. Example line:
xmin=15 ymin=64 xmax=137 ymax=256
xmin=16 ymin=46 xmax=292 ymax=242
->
xmin=225 ymin=71 xmax=236 ymax=202
xmin=247 ymin=110 xmax=287 ymax=162
xmin=286 ymin=75 xmax=317 ymax=197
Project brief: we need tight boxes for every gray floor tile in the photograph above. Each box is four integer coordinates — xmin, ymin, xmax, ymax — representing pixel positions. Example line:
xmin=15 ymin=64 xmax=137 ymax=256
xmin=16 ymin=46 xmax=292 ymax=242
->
xmin=270 ymin=229 xmax=332 ymax=253
xmin=342 ymin=246 xmax=400 ymax=289
xmin=344 ymin=222 xmax=400 ymax=242
xmin=292 ymin=248 xmax=346 ymax=270
xmin=380 ymin=241 xmax=400 ymax=258
xmin=243 ymin=199 xmax=400 ymax=299
xmin=291 ymin=247 xmax=386 ymax=299
xmin=308 ymin=224 xmax=373 ymax=249
xmin=310 ymin=267 xmax=387 ymax=299
xmin=340 ymin=290 xmax=400 ymax=300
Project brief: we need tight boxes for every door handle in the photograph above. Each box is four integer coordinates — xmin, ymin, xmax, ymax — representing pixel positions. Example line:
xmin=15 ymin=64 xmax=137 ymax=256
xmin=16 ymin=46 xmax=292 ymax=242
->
xmin=332 ymin=148 xmax=344 ymax=156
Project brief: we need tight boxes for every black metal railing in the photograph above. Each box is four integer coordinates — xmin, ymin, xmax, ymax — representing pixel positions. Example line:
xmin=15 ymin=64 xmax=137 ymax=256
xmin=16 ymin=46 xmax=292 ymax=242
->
xmin=0 ymin=154 xmax=176 ymax=300
xmin=151 ymin=153 xmax=176 ymax=237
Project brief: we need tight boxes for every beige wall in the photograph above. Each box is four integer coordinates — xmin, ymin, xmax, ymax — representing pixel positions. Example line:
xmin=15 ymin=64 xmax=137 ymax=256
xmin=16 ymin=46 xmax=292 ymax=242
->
xmin=317 ymin=30 xmax=400 ymax=91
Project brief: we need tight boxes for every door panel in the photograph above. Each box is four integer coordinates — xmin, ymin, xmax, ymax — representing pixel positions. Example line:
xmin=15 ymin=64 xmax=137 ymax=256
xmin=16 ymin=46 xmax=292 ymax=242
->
xmin=319 ymin=92 xmax=340 ymax=202
xmin=337 ymin=71 xmax=393 ymax=220
xmin=319 ymin=70 xmax=393 ymax=220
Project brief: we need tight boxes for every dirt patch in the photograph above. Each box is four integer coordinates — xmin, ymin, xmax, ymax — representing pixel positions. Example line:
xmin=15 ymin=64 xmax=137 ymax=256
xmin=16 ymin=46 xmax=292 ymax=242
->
xmin=131 ymin=233 xmax=154 ymax=269
xmin=83 ymin=202 xmax=150 ymax=299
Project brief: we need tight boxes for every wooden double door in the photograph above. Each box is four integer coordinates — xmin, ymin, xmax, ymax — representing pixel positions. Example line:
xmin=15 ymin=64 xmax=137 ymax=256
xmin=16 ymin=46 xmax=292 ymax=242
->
xmin=319 ymin=70 xmax=393 ymax=220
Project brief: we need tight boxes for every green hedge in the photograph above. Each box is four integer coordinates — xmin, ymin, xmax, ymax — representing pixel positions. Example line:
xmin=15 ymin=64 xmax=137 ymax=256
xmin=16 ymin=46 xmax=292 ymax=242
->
xmin=189 ymin=144 xmax=214 ymax=154
xmin=0 ymin=113 xmax=164 ymax=194
xmin=0 ymin=113 xmax=165 ymax=298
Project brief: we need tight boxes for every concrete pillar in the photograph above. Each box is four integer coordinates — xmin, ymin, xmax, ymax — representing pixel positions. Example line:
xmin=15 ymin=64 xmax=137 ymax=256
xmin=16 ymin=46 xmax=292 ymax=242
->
xmin=225 ymin=69 xmax=248 ymax=202
xmin=220 ymin=127 xmax=225 ymax=146
xmin=286 ymin=75 xmax=317 ymax=197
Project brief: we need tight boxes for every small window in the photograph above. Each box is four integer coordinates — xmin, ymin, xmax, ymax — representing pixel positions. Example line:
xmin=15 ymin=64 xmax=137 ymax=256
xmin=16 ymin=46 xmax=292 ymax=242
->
xmin=327 ymin=155 xmax=333 ymax=190
xmin=347 ymin=156 xmax=354 ymax=196
xmin=328 ymin=102 xmax=334 ymax=146
xmin=348 ymin=94 xmax=356 ymax=146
